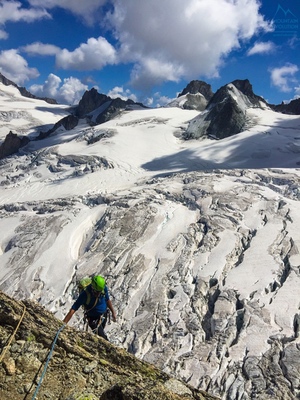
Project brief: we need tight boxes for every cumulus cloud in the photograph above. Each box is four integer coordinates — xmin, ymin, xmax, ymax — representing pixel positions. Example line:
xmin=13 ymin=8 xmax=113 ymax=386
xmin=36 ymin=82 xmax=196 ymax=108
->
xmin=108 ymin=0 xmax=272 ymax=89
xmin=247 ymin=41 xmax=276 ymax=56
xmin=130 ymin=58 xmax=185 ymax=89
xmin=0 ymin=0 xmax=275 ymax=99
xmin=0 ymin=31 xmax=9 ymax=41
xmin=4 ymin=0 xmax=273 ymax=94
xmin=29 ymin=74 xmax=88 ymax=104
xmin=152 ymin=93 xmax=174 ymax=108
xmin=0 ymin=29 xmax=8 ymax=40
xmin=22 ymin=42 xmax=60 ymax=56
xmin=0 ymin=1 xmax=49 ymax=43
xmin=59 ymin=77 xmax=89 ymax=104
xmin=0 ymin=1 xmax=50 ymax=28
xmin=0 ymin=49 xmax=39 ymax=85
xmin=270 ymin=63 xmax=299 ymax=92
xmin=56 ymin=37 xmax=117 ymax=70
xmin=107 ymin=86 xmax=137 ymax=102
xmin=28 ymin=0 xmax=107 ymax=24
xmin=294 ymin=86 xmax=300 ymax=99
xmin=29 ymin=73 xmax=61 ymax=98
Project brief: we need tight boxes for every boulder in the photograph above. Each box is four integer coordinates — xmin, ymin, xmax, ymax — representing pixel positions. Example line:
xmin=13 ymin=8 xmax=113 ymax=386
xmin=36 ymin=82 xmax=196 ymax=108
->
xmin=0 ymin=131 xmax=29 ymax=159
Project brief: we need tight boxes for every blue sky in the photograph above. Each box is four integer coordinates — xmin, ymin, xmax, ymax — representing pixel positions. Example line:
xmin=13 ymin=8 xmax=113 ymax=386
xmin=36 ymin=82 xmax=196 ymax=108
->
xmin=0 ymin=0 xmax=299 ymax=106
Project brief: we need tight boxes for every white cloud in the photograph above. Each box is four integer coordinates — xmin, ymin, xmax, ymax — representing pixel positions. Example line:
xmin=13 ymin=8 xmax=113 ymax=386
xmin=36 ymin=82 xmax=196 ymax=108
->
xmin=0 ymin=0 xmax=275 ymax=96
xmin=0 ymin=29 xmax=8 ymax=40
xmin=130 ymin=58 xmax=185 ymax=89
xmin=29 ymin=73 xmax=61 ymax=98
xmin=0 ymin=49 xmax=39 ymax=85
xmin=29 ymin=74 xmax=88 ymax=104
xmin=56 ymin=37 xmax=117 ymax=71
xmin=107 ymin=86 xmax=137 ymax=102
xmin=153 ymin=93 xmax=174 ymax=108
xmin=270 ymin=63 xmax=299 ymax=92
xmin=0 ymin=1 xmax=50 ymax=41
xmin=145 ymin=97 xmax=154 ymax=107
xmin=28 ymin=0 xmax=107 ymax=24
xmin=59 ymin=77 xmax=89 ymax=104
xmin=0 ymin=1 xmax=50 ymax=25
xmin=287 ymin=36 xmax=300 ymax=50
xmin=247 ymin=41 xmax=276 ymax=56
xmin=22 ymin=42 xmax=60 ymax=56
xmin=108 ymin=0 xmax=273 ymax=89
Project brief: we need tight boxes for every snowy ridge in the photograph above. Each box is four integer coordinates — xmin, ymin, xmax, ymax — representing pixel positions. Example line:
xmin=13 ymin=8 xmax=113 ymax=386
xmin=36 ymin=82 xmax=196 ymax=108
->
xmin=0 ymin=82 xmax=299 ymax=399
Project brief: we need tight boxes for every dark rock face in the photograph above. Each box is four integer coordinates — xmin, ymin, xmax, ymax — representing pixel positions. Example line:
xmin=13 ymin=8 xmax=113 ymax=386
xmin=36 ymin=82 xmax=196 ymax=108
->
xmin=185 ymin=79 xmax=267 ymax=140
xmin=0 ymin=291 xmax=217 ymax=400
xmin=207 ymin=79 xmax=265 ymax=110
xmin=36 ymin=115 xmax=79 ymax=140
xmin=182 ymin=93 xmax=209 ymax=111
xmin=95 ymin=97 xmax=136 ymax=124
xmin=230 ymin=79 xmax=267 ymax=107
xmin=75 ymin=88 xmax=146 ymax=124
xmin=205 ymin=96 xmax=245 ymax=139
xmin=76 ymin=88 xmax=111 ymax=118
xmin=0 ymin=131 xmax=29 ymax=159
xmin=178 ymin=80 xmax=214 ymax=101
xmin=174 ymin=81 xmax=214 ymax=112
xmin=271 ymin=98 xmax=300 ymax=114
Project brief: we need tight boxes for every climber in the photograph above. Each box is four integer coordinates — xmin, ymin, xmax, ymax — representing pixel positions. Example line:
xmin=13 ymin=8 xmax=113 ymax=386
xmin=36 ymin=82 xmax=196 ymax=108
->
xmin=63 ymin=275 xmax=117 ymax=341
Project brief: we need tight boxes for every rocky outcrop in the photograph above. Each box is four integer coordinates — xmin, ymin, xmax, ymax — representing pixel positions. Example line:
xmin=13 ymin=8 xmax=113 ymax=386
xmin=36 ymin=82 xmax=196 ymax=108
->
xmin=75 ymin=88 xmax=110 ymax=118
xmin=172 ymin=81 xmax=214 ymax=111
xmin=75 ymin=88 xmax=146 ymax=124
xmin=0 ymin=291 xmax=218 ymax=400
xmin=37 ymin=88 xmax=147 ymax=138
xmin=185 ymin=79 xmax=268 ymax=140
xmin=178 ymin=80 xmax=214 ymax=101
xmin=271 ymin=98 xmax=300 ymax=115
xmin=95 ymin=97 xmax=137 ymax=125
xmin=231 ymin=79 xmax=267 ymax=107
xmin=0 ymin=131 xmax=29 ymax=159
xmin=36 ymin=114 xmax=79 ymax=140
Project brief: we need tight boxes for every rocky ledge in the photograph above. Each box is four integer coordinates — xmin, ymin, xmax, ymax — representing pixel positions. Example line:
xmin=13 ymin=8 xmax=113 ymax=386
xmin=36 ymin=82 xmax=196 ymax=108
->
xmin=0 ymin=291 xmax=218 ymax=400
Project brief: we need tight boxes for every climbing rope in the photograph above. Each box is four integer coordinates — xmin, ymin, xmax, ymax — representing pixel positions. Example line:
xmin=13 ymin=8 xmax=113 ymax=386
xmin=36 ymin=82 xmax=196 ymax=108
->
xmin=0 ymin=301 xmax=26 ymax=363
xmin=31 ymin=323 xmax=66 ymax=400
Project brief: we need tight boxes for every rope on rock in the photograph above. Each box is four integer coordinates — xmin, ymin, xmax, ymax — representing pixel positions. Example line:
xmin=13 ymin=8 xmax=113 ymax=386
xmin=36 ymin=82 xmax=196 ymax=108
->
xmin=31 ymin=323 xmax=66 ymax=400
xmin=0 ymin=301 xmax=26 ymax=363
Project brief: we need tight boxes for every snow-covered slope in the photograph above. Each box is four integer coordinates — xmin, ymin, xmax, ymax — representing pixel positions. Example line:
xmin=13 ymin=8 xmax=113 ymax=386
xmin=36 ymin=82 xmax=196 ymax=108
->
xmin=0 ymin=82 xmax=299 ymax=400
xmin=0 ymin=84 xmax=70 ymax=140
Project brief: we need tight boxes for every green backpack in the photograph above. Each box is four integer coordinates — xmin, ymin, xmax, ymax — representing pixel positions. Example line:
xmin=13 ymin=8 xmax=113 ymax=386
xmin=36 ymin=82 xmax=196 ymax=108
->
xmin=78 ymin=277 xmax=93 ymax=310
xmin=78 ymin=277 xmax=92 ymax=292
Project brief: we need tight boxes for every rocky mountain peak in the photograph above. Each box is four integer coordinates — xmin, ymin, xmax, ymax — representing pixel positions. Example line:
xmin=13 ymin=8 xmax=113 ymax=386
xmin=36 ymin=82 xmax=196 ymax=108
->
xmin=185 ymin=79 xmax=268 ymax=140
xmin=231 ymin=79 xmax=254 ymax=96
xmin=231 ymin=79 xmax=267 ymax=106
xmin=171 ymin=80 xmax=214 ymax=111
xmin=0 ymin=290 xmax=217 ymax=400
xmin=178 ymin=80 xmax=214 ymax=101
xmin=75 ymin=88 xmax=110 ymax=118
xmin=75 ymin=88 xmax=146 ymax=123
